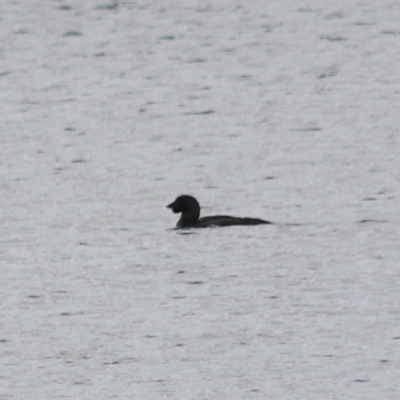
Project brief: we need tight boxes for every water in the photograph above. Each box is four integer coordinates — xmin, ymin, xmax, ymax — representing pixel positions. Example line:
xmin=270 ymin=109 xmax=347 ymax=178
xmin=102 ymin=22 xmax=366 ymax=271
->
xmin=1 ymin=0 xmax=400 ymax=398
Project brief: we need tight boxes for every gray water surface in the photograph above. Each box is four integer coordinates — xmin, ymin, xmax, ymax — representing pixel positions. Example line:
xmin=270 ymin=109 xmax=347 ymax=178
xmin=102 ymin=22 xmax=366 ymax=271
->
xmin=1 ymin=0 xmax=399 ymax=398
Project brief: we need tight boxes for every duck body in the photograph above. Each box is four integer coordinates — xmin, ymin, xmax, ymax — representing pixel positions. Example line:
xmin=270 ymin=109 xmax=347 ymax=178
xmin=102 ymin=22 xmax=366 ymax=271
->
xmin=167 ymin=195 xmax=271 ymax=228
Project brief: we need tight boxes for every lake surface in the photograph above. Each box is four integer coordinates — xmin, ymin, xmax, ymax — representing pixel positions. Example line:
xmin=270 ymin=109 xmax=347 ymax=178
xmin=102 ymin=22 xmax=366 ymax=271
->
xmin=1 ymin=0 xmax=399 ymax=398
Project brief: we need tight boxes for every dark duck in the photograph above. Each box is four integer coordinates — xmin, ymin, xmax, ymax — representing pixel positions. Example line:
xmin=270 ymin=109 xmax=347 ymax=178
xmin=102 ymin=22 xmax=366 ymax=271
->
xmin=167 ymin=195 xmax=271 ymax=228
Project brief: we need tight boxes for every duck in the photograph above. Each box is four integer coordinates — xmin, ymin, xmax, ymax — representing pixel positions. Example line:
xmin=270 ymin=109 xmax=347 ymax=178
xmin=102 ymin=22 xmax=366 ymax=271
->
xmin=167 ymin=195 xmax=271 ymax=228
